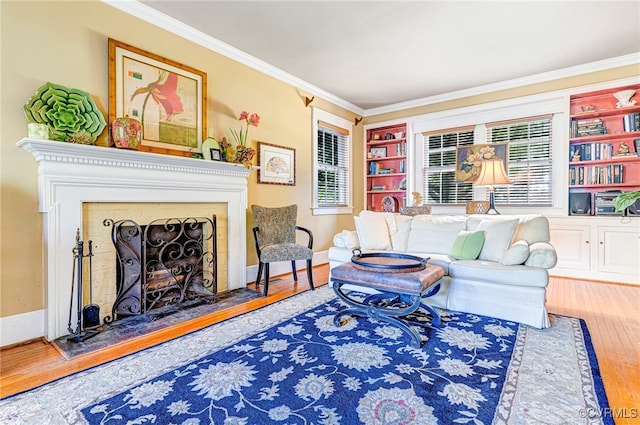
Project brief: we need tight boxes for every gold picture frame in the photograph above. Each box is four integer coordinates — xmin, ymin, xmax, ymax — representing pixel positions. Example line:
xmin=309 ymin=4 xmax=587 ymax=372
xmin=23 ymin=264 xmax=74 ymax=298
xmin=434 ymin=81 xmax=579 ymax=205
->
xmin=108 ymin=38 xmax=207 ymax=157
xmin=257 ymin=142 xmax=296 ymax=185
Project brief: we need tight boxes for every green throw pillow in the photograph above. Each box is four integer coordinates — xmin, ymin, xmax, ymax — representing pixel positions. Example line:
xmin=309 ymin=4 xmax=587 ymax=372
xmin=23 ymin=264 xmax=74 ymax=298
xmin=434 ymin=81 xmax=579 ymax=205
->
xmin=450 ymin=230 xmax=485 ymax=260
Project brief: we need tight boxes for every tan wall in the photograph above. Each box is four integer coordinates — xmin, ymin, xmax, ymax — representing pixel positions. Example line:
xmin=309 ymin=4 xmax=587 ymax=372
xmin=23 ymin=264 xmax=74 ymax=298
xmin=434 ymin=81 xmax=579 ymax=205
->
xmin=0 ymin=0 xmax=359 ymax=319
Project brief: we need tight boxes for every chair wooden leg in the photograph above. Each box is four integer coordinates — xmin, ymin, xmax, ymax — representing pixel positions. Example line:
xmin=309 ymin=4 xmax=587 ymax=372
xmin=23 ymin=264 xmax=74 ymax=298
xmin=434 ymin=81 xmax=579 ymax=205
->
xmin=263 ymin=263 xmax=270 ymax=297
xmin=306 ymin=260 xmax=315 ymax=290
xmin=256 ymin=262 xmax=264 ymax=289
xmin=291 ymin=261 xmax=298 ymax=281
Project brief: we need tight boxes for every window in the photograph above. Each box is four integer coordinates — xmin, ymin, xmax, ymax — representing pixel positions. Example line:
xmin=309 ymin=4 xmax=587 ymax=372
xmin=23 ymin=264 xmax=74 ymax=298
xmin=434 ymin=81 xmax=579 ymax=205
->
xmin=487 ymin=115 xmax=553 ymax=206
xmin=421 ymin=115 xmax=553 ymax=207
xmin=422 ymin=126 xmax=474 ymax=204
xmin=313 ymin=109 xmax=352 ymax=215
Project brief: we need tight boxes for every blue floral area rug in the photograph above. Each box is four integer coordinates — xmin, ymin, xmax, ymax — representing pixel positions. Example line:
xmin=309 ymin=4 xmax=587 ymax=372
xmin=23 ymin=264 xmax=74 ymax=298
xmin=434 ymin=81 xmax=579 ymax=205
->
xmin=0 ymin=285 xmax=612 ymax=425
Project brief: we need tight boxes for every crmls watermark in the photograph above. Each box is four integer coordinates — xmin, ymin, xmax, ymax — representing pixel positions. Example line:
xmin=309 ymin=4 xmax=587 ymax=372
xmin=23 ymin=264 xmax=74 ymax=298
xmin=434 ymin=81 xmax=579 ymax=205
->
xmin=579 ymin=407 xmax=639 ymax=419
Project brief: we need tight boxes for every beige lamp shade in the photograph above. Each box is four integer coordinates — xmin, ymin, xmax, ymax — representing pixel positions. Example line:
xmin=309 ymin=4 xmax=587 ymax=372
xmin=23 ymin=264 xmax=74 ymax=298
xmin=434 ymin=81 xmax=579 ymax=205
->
xmin=473 ymin=159 xmax=511 ymax=214
xmin=474 ymin=159 xmax=511 ymax=187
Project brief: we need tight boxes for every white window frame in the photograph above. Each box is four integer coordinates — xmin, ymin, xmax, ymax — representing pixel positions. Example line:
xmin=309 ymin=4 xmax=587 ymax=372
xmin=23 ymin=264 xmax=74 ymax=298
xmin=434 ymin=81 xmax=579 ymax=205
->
xmin=411 ymin=94 xmax=567 ymax=215
xmin=312 ymin=107 xmax=353 ymax=215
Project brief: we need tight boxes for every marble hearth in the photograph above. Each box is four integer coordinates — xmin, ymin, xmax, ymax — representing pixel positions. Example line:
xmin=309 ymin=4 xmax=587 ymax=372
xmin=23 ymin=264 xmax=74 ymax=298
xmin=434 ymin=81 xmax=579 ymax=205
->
xmin=18 ymin=138 xmax=254 ymax=340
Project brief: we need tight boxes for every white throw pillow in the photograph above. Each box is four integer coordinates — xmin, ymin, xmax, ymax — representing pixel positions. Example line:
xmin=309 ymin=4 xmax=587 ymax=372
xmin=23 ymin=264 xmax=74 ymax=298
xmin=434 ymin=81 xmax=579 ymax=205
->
xmin=359 ymin=210 xmax=398 ymax=233
xmin=391 ymin=214 xmax=413 ymax=251
xmin=342 ymin=230 xmax=360 ymax=250
xmin=501 ymin=240 xmax=530 ymax=265
xmin=476 ymin=218 xmax=519 ymax=262
xmin=406 ymin=215 xmax=467 ymax=254
xmin=354 ymin=215 xmax=392 ymax=250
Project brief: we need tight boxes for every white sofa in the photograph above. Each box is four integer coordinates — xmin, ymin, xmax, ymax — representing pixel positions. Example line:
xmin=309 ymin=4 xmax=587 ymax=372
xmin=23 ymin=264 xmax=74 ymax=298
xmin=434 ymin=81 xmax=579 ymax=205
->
xmin=328 ymin=212 xmax=558 ymax=328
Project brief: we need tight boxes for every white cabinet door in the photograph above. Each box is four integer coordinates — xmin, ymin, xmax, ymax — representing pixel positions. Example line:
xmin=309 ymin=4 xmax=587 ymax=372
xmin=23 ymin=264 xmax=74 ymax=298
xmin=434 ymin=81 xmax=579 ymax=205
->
xmin=549 ymin=224 xmax=591 ymax=271
xmin=597 ymin=225 xmax=640 ymax=278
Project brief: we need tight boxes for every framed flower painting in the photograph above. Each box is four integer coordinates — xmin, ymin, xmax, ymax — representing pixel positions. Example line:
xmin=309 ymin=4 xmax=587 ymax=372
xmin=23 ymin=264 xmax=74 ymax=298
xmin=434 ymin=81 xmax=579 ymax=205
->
xmin=108 ymin=38 xmax=206 ymax=156
xmin=455 ymin=143 xmax=508 ymax=183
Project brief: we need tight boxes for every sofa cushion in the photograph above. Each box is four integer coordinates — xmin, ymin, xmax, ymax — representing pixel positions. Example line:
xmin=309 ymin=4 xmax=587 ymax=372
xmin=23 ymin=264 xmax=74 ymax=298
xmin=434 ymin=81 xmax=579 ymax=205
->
xmin=449 ymin=260 xmax=548 ymax=288
xmin=450 ymin=230 xmax=485 ymax=260
xmin=476 ymin=218 xmax=519 ymax=262
xmin=332 ymin=230 xmax=360 ymax=250
xmin=405 ymin=252 xmax=452 ymax=275
xmin=525 ymin=241 xmax=558 ymax=269
xmin=512 ymin=215 xmax=550 ymax=244
xmin=501 ymin=240 xmax=530 ymax=265
xmin=359 ymin=210 xmax=397 ymax=233
xmin=354 ymin=215 xmax=391 ymax=250
xmin=467 ymin=214 xmax=550 ymax=245
xmin=406 ymin=215 xmax=467 ymax=254
xmin=391 ymin=214 xmax=413 ymax=252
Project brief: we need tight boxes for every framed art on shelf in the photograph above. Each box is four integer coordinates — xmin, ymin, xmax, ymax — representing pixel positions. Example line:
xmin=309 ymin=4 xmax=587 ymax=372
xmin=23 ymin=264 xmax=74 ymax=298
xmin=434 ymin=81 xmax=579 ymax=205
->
xmin=370 ymin=147 xmax=387 ymax=158
xmin=455 ymin=143 xmax=508 ymax=183
xmin=108 ymin=38 xmax=207 ymax=157
xmin=257 ymin=142 xmax=295 ymax=185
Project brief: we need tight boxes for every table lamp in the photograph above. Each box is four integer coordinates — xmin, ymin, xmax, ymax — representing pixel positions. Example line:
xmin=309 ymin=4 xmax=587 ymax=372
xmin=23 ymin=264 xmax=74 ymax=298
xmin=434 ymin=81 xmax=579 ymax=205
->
xmin=474 ymin=159 xmax=511 ymax=214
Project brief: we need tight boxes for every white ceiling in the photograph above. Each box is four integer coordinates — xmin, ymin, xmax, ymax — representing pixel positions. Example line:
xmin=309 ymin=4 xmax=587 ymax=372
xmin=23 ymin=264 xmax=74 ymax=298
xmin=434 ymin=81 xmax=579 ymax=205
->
xmin=138 ymin=1 xmax=640 ymax=112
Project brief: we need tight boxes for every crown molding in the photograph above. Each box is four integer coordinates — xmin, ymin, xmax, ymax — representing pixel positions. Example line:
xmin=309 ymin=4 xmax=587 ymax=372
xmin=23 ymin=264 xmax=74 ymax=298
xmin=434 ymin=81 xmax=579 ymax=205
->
xmin=365 ymin=53 xmax=640 ymax=117
xmin=101 ymin=0 xmax=365 ymax=116
xmin=102 ymin=1 xmax=637 ymax=118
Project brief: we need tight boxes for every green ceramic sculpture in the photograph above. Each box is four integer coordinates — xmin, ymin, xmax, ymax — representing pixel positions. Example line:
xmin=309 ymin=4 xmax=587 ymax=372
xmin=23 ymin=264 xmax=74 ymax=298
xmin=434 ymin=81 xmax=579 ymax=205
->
xmin=23 ymin=82 xmax=106 ymax=142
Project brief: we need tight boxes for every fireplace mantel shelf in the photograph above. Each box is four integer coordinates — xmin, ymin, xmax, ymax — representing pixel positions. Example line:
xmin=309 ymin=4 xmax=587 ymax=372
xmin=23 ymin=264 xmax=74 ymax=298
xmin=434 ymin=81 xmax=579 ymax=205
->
xmin=17 ymin=138 xmax=257 ymax=178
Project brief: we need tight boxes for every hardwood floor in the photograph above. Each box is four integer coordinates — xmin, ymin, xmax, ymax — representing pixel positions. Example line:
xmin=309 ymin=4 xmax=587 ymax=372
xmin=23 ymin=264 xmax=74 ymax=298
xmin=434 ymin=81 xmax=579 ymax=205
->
xmin=1 ymin=265 xmax=638 ymax=424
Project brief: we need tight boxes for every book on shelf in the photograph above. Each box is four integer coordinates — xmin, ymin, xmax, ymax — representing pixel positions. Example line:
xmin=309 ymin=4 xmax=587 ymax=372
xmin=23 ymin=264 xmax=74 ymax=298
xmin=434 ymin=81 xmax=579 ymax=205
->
xmin=368 ymin=162 xmax=380 ymax=175
xmin=570 ymin=142 xmax=613 ymax=161
xmin=571 ymin=119 xmax=607 ymax=138
xmin=371 ymin=185 xmax=386 ymax=191
xmin=622 ymin=112 xmax=640 ymax=132
xmin=569 ymin=164 xmax=624 ymax=185
xmin=378 ymin=168 xmax=394 ymax=174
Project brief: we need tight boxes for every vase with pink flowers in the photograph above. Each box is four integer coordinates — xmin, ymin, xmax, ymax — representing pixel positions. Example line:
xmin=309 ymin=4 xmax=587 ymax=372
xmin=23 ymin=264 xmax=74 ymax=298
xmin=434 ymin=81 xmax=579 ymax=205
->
xmin=227 ymin=111 xmax=259 ymax=168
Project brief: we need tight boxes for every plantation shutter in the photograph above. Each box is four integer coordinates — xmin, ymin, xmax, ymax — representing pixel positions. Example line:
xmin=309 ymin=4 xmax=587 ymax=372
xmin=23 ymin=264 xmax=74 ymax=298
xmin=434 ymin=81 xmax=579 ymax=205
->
xmin=487 ymin=115 xmax=553 ymax=206
xmin=422 ymin=126 xmax=475 ymax=204
xmin=317 ymin=122 xmax=349 ymax=206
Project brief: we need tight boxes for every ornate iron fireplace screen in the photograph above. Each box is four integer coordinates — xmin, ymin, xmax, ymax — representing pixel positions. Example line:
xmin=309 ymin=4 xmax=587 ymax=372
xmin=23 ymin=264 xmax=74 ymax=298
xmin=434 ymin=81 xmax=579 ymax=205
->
xmin=103 ymin=216 xmax=217 ymax=323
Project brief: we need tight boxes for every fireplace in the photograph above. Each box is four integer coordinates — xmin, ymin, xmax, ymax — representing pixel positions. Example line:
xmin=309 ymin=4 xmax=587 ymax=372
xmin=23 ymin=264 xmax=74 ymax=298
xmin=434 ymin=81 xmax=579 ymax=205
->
xmin=18 ymin=138 xmax=254 ymax=340
xmin=105 ymin=216 xmax=217 ymax=322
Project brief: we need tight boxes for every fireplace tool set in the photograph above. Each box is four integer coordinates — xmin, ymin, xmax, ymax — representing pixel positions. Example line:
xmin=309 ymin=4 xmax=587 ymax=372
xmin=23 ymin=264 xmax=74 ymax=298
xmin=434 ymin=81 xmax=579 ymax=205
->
xmin=67 ymin=229 xmax=100 ymax=343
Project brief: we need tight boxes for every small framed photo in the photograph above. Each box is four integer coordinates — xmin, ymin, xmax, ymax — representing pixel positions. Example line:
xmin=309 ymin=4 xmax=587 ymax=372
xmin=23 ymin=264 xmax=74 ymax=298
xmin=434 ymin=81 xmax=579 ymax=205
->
xmin=634 ymin=138 xmax=640 ymax=156
xmin=370 ymin=147 xmax=387 ymax=158
xmin=210 ymin=148 xmax=221 ymax=161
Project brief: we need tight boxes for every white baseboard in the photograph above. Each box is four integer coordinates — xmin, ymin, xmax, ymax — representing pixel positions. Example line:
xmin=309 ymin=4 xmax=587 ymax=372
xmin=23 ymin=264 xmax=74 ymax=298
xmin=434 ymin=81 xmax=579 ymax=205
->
xmin=0 ymin=309 xmax=45 ymax=347
xmin=245 ymin=250 xmax=328 ymax=285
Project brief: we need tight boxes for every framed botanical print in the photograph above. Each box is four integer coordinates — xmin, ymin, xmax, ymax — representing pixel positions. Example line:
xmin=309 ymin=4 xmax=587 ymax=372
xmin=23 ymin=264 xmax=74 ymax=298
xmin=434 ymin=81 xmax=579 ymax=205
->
xmin=455 ymin=143 xmax=508 ymax=183
xmin=108 ymin=38 xmax=207 ymax=156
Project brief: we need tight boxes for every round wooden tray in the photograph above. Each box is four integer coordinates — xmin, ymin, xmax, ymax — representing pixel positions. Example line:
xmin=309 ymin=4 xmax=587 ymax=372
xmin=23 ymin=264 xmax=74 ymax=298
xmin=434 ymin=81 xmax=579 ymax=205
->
xmin=350 ymin=250 xmax=428 ymax=273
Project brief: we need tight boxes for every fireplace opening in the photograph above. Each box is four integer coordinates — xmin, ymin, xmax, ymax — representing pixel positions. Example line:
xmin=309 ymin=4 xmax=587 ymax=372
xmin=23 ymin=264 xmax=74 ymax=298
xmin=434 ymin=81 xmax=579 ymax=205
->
xmin=103 ymin=216 xmax=217 ymax=323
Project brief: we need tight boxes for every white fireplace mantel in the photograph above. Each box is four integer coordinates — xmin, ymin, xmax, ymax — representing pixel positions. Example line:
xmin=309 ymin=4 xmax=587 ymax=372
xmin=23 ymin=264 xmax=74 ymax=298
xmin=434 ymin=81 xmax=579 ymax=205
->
xmin=17 ymin=138 xmax=254 ymax=340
